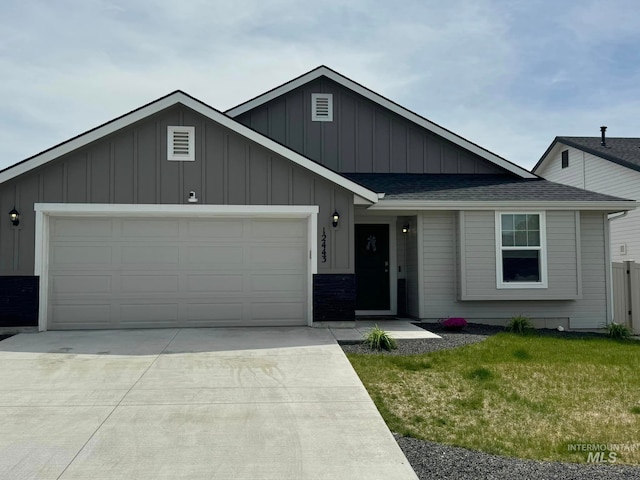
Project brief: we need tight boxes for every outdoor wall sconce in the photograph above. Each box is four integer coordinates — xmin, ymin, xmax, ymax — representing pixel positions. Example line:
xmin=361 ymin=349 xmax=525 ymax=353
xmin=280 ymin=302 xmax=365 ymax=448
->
xmin=9 ymin=208 xmax=19 ymax=226
xmin=402 ymin=223 xmax=411 ymax=234
xmin=332 ymin=211 xmax=340 ymax=228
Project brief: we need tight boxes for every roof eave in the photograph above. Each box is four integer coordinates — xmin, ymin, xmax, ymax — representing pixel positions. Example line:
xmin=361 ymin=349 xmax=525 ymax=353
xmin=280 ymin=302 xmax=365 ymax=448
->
xmin=367 ymin=199 xmax=637 ymax=212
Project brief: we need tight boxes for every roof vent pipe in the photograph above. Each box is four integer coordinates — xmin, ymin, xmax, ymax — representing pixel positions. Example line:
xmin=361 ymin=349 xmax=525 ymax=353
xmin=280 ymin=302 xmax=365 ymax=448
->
xmin=600 ymin=126 xmax=607 ymax=146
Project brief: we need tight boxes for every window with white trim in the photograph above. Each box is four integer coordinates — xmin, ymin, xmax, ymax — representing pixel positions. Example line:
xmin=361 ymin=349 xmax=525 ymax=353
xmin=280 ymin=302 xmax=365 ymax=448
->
xmin=311 ymin=93 xmax=333 ymax=122
xmin=496 ymin=212 xmax=547 ymax=288
xmin=167 ymin=126 xmax=195 ymax=161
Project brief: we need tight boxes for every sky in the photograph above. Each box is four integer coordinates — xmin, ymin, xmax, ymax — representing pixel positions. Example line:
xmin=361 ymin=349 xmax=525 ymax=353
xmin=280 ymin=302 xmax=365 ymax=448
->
xmin=2 ymin=0 xmax=640 ymax=172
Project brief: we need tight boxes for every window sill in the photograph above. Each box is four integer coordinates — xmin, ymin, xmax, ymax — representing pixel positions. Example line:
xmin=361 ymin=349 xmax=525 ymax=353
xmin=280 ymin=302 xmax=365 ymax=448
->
xmin=459 ymin=293 xmax=582 ymax=301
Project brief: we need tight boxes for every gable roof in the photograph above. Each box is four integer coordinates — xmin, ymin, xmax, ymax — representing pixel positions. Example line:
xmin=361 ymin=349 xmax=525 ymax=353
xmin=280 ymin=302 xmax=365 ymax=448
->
xmin=0 ymin=91 xmax=379 ymax=203
xmin=226 ymin=66 xmax=537 ymax=179
xmin=533 ymin=136 xmax=640 ymax=174
xmin=344 ymin=173 xmax=635 ymax=211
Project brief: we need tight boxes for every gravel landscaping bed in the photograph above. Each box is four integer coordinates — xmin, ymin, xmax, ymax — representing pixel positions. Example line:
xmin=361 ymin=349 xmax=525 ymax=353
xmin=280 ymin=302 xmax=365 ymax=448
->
xmin=396 ymin=435 xmax=640 ymax=480
xmin=340 ymin=323 xmax=640 ymax=479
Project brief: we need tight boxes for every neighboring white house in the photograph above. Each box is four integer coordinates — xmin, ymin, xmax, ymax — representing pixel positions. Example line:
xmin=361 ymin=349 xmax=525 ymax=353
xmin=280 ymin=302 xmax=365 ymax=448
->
xmin=533 ymin=130 xmax=640 ymax=262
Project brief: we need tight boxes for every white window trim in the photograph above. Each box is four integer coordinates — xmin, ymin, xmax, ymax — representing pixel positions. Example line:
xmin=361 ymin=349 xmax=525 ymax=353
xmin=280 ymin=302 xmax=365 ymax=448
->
xmin=311 ymin=93 xmax=333 ymax=122
xmin=495 ymin=211 xmax=548 ymax=289
xmin=167 ymin=126 xmax=195 ymax=161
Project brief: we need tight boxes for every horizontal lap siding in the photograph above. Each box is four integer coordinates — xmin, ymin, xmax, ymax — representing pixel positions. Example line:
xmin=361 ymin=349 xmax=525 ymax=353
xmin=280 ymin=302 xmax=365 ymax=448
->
xmin=1 ymin=105 xmax=354 ymax=275
xmin=538 ymin=145 xmax=640 ymax=262
xmin=421 ymin=211 xmax=607 ymax=328
xmin=462 ymin=211 xmax=579 ymax=300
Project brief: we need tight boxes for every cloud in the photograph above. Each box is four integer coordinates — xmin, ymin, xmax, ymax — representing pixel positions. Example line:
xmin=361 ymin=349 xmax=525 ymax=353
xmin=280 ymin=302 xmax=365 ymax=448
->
xmin=1 ymin=0 xmax=639 ymax=172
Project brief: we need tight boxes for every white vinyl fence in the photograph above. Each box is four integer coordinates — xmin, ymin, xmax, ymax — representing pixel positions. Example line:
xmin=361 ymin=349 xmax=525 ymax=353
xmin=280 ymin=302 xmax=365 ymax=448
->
xmin=612 ymin=261 xmax=640 ymax=334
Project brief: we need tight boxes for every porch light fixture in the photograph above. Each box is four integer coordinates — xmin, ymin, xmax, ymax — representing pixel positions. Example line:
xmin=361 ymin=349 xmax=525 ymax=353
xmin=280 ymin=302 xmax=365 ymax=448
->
xmin=9 ymin=208 xmax=19 ymax=226
xmin=332 ymin=211 xmax=340 ymax=228
xmin=402 ymin=223 xmax=410 ymax=234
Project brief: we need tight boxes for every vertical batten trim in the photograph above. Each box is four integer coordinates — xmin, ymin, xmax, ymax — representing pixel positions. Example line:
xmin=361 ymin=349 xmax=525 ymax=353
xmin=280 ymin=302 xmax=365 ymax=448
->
xmin=62 ymin=162 xmax=68 ymax=203
xmin=155 ymin=121 xmax=161 ymax=202
xmin=245 ymin=144 xmax=251 ymax=204
xmin=109 ymin=141 xmax=115 ymax=202
xmin=354 ymin=101 xmax=359 ymax=171
xmin=223 ymin=134 xmax=229 ymax=204
xmin=86 ymin=152 xmax=92 ymax=201
xmin=133 ymin=130 xmax=139 ymax=203
xmin=200 ymin=124 xmax=206 ymax=203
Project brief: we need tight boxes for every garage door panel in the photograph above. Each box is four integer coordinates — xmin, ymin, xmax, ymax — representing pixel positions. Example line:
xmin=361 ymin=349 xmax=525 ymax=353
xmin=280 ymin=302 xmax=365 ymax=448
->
xmin=186 ymin=274 xmax=243 ymax=293
xmin=52 ymin=245 xmax=113 ymax=266
xmin=121 ymin=219 xmax=179 ymax=238
xmin=120 ymin=275 xmax=179 ymax=293
xmin=251 ymin=302 xmax=305 ymax=320
xmin=186 ymin=246 xmax=244 ymax=265
xmin=250 ymin=246 xmax=306 ymax=266
xmin=250 ymin=220 xmax=305 ymax=239
xmin=52 ymin=275 xmax=112 ymax=295
xmin=120 ymin=246 xmax=179 ymax=264
xmin=186 ymin=220 xmax=244 ymax=238
xmin=251 ymin=274 xmax=305 ymax=293
xmin=51 ymin=304 xmax=112 ymax=328
xmin=185 ymin=303 xmax=243 ymax=322
xmin=120 ymin=304 xmax=179 ymax=324
xmin=51 ymin=218 xmax=113 ymax=238
xmin=48 ymin=216 xmax=308 ymax=329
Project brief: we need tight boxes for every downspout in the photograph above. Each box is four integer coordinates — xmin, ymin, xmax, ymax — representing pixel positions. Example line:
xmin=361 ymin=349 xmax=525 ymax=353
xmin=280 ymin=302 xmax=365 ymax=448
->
xmin=607 ymin=211 xmax=629 ymax=324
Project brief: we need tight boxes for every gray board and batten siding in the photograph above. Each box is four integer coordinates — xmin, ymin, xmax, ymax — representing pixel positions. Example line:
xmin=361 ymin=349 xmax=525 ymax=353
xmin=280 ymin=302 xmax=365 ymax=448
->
xmin=0 ymin=104 xmax=355 ymax=276
xmin=234 ymin=77 xmax=507 ymax=175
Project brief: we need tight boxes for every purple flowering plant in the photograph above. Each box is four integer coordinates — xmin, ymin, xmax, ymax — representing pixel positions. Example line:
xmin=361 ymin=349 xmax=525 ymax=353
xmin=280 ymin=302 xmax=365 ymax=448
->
xmin=441 ymin=317 xmax=467 ymax=330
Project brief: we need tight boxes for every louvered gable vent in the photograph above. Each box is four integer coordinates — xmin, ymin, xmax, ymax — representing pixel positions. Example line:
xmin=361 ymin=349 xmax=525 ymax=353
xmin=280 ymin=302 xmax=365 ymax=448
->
xmin=311 ymin=93 xmax=333 ymax=122
xmin=167 ymin=126 xmax=195 ymax=161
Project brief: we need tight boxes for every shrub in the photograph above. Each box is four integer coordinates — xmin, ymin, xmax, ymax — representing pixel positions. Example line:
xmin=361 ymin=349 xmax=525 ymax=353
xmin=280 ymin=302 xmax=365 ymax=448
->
xmin=605 ymin=322 xmax=632 ymax=340
xmin=441 ymin=317 xmax=467 ymax=331
xmin=505 ymin=315 xmax=533 ymax=334
xmin=363 ymin=325 xmax=397 ymax=351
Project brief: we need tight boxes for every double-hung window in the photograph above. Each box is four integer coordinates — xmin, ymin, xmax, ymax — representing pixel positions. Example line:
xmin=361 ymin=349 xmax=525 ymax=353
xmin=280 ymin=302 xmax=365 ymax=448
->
xmin=496 ymin=212 xmax=547 ymax=288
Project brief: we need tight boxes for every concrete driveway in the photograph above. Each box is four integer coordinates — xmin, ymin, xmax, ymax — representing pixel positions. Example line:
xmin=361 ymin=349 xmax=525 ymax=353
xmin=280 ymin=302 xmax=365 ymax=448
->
xmin=0 ymin=328 xmax=418 ymax=480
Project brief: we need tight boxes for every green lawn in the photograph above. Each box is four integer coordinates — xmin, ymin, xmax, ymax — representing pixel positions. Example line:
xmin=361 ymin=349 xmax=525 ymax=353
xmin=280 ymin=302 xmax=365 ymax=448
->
xmin=346 ymin=333 xmax=640 ymax=464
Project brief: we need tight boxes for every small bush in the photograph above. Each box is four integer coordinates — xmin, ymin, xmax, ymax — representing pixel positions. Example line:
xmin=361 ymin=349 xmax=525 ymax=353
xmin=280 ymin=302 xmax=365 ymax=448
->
xmin=363 ymin=325 xmax=397 ymax=351
xmin=605 ymin=322 xmax=632 ymax=340
xmin=506 ymin=315 xmax=533 ymax=334
xmin=630 ymin=406 xmax=640 ymax=415
xmin=442 ymin=317 xmax=467 ymax=330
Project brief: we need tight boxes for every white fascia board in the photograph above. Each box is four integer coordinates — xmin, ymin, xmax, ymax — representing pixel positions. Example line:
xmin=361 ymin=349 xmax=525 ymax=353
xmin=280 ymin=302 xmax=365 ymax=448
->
xmin=34 ymin=203 xmax=320 ymax=218
xmin=226 ymin=67 xmax=536 ymax=179
xmin=174 ymin=95 xmax=377 ymax=203
xmin=0 ymin=94 xmax=181 ymax=184
xmin=2 ymin=92 xmax=379 ymax=204
xmin=367 ymin=200 xmax=637 ymax=212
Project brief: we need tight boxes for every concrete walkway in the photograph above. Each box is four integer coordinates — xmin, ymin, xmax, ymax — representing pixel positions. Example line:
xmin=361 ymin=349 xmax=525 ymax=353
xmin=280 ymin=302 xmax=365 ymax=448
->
xmin=319 ymin=320 xmax=441 ymax=342
xmin=0 ymin=328 xmax=418 ymax=480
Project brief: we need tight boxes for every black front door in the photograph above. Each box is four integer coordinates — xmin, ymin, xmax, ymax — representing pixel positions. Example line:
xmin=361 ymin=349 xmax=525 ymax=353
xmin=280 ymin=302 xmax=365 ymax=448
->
xmin=355 ymin=224 xmax=390 ymax=310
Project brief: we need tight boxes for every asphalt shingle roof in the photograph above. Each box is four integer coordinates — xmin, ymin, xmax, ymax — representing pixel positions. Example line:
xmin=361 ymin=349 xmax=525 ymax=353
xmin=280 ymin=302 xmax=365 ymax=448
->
xmin=343 ymin=173 xmax=633 ymax=202
xmin=555 ymin=137 xmax=640 ymax=172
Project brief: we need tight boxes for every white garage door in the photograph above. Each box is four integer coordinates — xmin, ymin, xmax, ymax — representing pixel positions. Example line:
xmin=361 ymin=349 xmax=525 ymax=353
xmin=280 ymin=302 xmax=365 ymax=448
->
xmin=47 ymin=216 xmax=308 ymax=329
